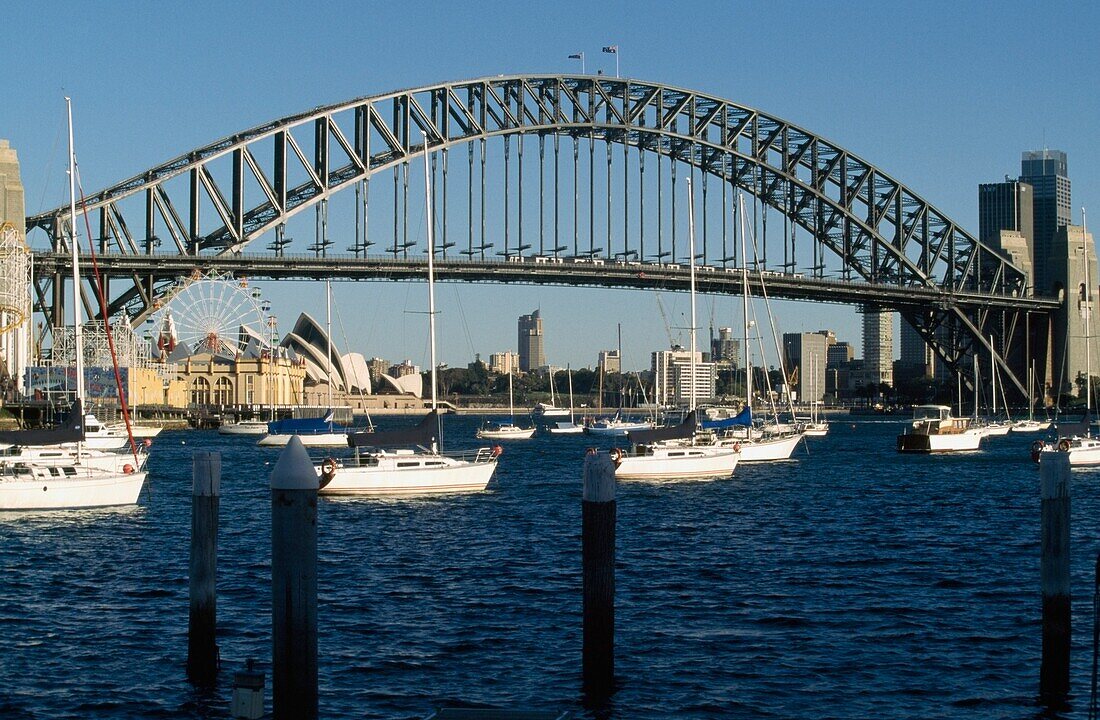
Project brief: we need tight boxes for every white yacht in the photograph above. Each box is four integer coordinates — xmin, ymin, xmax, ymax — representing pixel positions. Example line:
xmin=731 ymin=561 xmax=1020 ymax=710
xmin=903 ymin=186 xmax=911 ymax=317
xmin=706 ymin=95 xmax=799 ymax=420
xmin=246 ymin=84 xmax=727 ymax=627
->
xmin=314 ymin=134 xmax=498 ymax=497
xmin=611 ymin=182 xmax=739 ymax=482
xmin=105 ymin=422 xmax=162 ymax=439
xmin=319 ymin=411 xmax=499 ymax=496
xmin=584 ymin=412 xmax=654 ymax=437
xmin=613 ymin=413 xmax=740 ymax=481
xmin=477 ymin=370 xmax=534 ymax=440
xmin=0 ymin=102 xmax=148 ymax=510
xmin=219 ymin=418 xmax=270 ymax=436
xmin=896 ymin=405 xmax=984 ymax=453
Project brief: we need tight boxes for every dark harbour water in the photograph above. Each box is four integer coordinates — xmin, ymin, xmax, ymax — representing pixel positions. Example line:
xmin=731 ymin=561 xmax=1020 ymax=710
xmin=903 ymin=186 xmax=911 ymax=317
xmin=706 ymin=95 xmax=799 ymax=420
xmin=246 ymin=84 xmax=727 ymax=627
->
xmin=1 ymin=416 xmax=1099 ymax=719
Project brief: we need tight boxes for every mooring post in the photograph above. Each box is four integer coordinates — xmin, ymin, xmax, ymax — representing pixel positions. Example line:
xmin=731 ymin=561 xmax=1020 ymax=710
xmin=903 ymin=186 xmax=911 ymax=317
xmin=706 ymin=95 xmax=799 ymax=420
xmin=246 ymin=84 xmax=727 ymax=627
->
xmin=582 ymin=449 xmax=616 ymax=697
xmin=187 ymin=450 xmax=221 ymax=686
xmin=1040 ymin=450 xmax=1071 ymax=702
xmin=271 ymin=436 xmax=319 ymax=720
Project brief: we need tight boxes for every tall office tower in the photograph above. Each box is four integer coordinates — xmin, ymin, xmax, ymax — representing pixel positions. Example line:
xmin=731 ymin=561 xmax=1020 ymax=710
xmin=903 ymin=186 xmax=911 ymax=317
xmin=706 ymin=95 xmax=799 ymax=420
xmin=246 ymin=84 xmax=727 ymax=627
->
xmin=978 ymin=179 xmax=1034 ymax=290
xmin=711 ymin=327 xmax=740 ymax=367
xmin=782 ymin=332 xmax=828 ymax=403
xmin=861 ymin=306 xmax=893 ymax=387
xmin=517 ymin=309 xmax=545 ymax=372
xmin=1020 ymin=150 xmax=1071 ymax=294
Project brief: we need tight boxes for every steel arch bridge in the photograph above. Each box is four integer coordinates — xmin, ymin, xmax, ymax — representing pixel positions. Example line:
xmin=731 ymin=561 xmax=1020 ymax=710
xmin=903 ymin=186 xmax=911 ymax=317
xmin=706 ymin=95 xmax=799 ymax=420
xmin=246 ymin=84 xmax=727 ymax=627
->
xmin=25 ymin=74 xmax=1055 ymax=395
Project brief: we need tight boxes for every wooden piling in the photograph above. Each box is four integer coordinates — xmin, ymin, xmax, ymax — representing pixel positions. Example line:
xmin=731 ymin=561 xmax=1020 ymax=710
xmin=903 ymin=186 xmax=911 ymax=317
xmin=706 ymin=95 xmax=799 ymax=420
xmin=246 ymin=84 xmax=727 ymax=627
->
xmin=187 ymin=450 xmax=221 ymax=686
xmin=1040 ymin=450 xmax=1071 ymax=702
xmin=271 ymin=436 xmax=319 ymax=720
xmin=582 ymin=450 xmax=616 ymax=697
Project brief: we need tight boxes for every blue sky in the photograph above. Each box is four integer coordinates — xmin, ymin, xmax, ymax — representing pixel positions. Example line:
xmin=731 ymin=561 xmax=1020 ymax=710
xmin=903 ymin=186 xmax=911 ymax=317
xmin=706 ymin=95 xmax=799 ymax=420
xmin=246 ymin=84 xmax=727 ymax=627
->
xmin=2 ymin=0 xmax=1097 ymax=371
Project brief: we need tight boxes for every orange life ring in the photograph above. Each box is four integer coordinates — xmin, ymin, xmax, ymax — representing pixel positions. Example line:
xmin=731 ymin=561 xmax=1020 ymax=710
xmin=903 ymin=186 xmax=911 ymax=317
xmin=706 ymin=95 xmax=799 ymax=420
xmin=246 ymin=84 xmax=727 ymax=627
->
xmin=1058 ymin=439 xmax=1071 ymax=452
xmin=123 ymin=464 xmax=134 ymax=474
xmin=491 ymin=445 xmax=504 ymax=458
xmin=609 ymin=447 xmax=623 ymax=464
xmin=733 ymin=442 xmax=742 ymax=453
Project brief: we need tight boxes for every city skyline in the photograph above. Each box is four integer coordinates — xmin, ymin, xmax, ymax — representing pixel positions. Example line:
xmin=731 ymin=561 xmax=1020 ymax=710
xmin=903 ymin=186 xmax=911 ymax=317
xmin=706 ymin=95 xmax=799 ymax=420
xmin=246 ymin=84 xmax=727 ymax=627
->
xmin=0 ymin=1 xmax=1096 ymax=372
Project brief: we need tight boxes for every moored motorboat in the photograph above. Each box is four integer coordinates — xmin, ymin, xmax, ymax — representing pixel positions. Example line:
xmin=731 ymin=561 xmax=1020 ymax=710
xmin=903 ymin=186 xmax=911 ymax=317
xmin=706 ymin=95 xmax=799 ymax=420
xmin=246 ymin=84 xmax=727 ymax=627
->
xmin=896 ymin=405 xmax=984 ymax=453
xmin=477 ymin=419 xmax=536 ymax=440
xmin=1012 ymin=418 xmax=1052 ymax=433
xmin=219 ymin=418 xmax=270 ymax=436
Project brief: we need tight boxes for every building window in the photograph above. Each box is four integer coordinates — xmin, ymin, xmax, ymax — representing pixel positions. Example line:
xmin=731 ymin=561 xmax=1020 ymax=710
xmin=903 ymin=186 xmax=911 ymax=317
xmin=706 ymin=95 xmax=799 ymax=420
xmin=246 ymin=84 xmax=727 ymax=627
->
xmin=245 ymin=374 xmax=255 ymax=404
xmin=191 ymin=377 xmax=211 ymax=406
xmin=213 ymin=377 xmax=233 ymax=406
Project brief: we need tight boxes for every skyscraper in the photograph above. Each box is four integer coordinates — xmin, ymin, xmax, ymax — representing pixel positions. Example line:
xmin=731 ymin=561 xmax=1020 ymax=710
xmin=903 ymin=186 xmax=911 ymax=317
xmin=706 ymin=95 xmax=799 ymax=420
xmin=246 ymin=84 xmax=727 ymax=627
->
xmin=1020 ymin=149 xmax=1071 ymax=294
xmin=782 ymin=332 xmax=827 ymax=403
xmin=979 ymin=179 xmax=1034 ymax=290
xmin=861 ymin=306 xmax=893 ymax=387
xmin=517 ymin=309 xmax=545 ymax=372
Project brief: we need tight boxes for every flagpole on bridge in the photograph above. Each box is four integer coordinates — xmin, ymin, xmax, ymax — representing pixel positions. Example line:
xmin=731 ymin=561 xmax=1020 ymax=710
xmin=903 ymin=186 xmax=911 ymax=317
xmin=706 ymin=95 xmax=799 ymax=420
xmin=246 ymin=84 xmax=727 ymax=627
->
xmin=568 ymin=51 xmax=585 ymax=74
xmin=602 ymin=45 xmax=619 ymax=77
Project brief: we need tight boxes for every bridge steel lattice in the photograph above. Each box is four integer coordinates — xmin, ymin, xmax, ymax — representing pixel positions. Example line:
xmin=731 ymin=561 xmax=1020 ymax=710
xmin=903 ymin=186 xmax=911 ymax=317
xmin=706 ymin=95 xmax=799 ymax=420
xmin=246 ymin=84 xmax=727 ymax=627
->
xmin=25 ymin=75 xmax=1054 ymax=396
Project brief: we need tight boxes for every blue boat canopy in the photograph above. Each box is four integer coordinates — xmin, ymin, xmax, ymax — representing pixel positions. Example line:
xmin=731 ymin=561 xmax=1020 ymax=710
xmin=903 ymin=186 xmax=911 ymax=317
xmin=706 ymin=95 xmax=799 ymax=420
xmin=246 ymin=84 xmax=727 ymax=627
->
xmin=700 ymin=406 xmax=752 ymax=430
xmin=267 ymin=410 xmax=345 ymax=435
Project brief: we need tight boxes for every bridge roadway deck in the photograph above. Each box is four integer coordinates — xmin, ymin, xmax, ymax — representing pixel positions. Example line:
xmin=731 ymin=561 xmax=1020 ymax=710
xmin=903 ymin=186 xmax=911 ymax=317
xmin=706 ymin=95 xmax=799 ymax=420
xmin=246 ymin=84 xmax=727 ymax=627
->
xmin=31 ymin=252 xmax=1059 ymax=313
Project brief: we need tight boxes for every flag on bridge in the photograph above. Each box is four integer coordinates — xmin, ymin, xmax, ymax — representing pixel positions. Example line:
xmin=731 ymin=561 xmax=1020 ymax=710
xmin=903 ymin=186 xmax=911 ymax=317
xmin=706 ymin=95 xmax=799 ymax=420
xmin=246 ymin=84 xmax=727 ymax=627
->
xmin=568 ymin=52 xmax=583 ymax=59
xmin=602 ymin=45 xmax=618 ymax=54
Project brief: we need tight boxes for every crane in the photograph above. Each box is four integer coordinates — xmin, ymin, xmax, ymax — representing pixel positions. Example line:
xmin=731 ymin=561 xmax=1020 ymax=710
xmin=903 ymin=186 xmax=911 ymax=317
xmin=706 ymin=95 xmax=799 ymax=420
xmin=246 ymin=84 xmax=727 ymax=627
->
xmin=654 ymin=292 xmax=677 ymax=349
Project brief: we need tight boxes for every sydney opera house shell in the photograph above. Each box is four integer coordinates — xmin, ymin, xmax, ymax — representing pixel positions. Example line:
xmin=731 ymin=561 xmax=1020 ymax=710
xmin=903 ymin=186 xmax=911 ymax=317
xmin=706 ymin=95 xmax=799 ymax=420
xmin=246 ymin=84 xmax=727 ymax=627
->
xmin=278 ymin=313 xmax=422 ymax=398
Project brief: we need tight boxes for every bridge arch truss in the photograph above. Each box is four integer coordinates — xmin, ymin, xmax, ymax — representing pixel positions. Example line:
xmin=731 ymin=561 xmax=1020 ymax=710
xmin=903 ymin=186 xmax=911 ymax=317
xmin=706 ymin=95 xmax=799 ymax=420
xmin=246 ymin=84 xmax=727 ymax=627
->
xmin=26 ymin=75 xmax=1041 ymax=395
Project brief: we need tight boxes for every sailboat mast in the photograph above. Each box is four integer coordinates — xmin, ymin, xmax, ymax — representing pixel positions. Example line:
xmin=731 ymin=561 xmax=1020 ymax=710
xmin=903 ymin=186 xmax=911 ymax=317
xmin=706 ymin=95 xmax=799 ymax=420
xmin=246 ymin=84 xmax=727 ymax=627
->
xmin=990 ymin=335 xmax=997 ymax=416
xmin=66 ymin=98 xmax=84 ymax=407
xmin=687 ymin=178 xmax=698 ymax=413
xmin=1084 ymin=208 xmax=1093 ymax=415
xmin=567 ymin=365 xmax=575 ymax=423
xmin=739 ymin=193 xmax=751 ymax=412
xmin=326 ymin=279 xmax=333 ymax=413
xmin=423 ymin=136 xmax=439 ymax=413
xmin=617 ymin=322 xmax=623 ymax=413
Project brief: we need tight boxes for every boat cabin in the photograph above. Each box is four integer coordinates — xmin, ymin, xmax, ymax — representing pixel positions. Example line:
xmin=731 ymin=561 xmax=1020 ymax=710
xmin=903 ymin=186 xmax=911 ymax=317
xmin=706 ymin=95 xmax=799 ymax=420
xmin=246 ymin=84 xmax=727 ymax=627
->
xmin=910 ymin=405 xmax=971 ymax=435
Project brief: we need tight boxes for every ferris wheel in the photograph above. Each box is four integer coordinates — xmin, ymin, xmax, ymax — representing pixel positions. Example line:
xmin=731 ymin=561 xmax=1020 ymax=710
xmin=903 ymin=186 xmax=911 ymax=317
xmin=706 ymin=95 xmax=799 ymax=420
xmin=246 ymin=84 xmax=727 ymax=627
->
xmin=146 ymin=273 xmax=268 ymax=358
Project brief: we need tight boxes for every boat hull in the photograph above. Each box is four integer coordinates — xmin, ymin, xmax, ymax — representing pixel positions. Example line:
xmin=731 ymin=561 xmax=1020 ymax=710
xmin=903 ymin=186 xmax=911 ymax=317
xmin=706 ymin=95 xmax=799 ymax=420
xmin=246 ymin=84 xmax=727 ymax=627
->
xmin=318 ymin=458 xmax=497 ymax=496
xmin=477 ymin=427 xmax=535 ymax=439
xmin=0 ymin=470 xmax=147 ymax=510
xmin=258 ymin=432 xmax=348 ymax=447
xmin=585 ymin=423 xmax=653 ymax=437
xmin=615 ymin=447 xmax=739 ymax=481
xmin=733 ymin=433 xmax=803 ymax=462
xmin=897 ymin=430 xmax=983 ymax=453
xmin=219 ymin=421 xmax=270 ymax=435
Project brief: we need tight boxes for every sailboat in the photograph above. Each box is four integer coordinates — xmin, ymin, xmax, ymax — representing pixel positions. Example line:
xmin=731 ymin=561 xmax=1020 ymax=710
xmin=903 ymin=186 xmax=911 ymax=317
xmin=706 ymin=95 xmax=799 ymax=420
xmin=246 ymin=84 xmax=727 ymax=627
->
xmin=532 ymin=366 xmax=570 ymax=419
xmin=258 ymin=280 xmax=348 ymax=447
xmin=612 ymin=179 xmax=739 ymax=481
xmin=709 ymin=193 xmax=803 ymax=462
xmin=315 ymin=134 xmax=499 ymax=495
xmin=548 ymin=366 xmax=584 ymax=434
xmin=0 ymin=98 xmax=147 ymax=510
xmin=477 ymin=369 xmax=535 ymax=439
xmin=585 ymin=324 xmax=654 ymax=436
xmin=1012 ymin=362 xmax=1051 ymax=432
